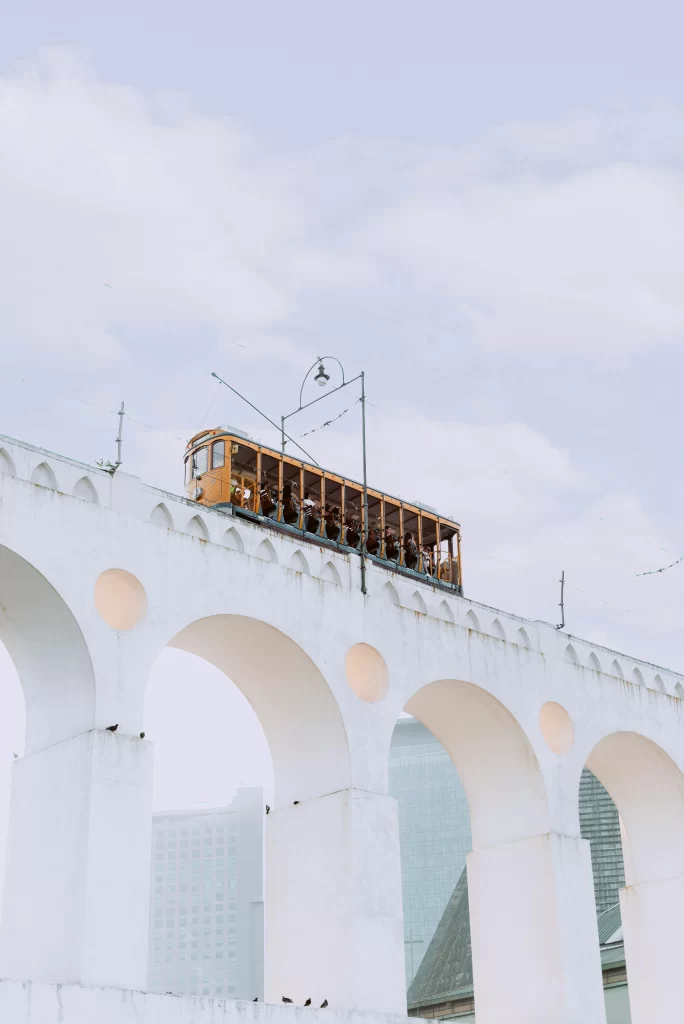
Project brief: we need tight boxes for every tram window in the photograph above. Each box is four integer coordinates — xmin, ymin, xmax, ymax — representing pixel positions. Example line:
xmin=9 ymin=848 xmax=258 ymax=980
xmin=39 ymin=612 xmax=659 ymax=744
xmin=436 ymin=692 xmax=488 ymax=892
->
xmin=343 ymin=487 xmax=362 ymax=548
xmin=303 ymin=470 xmax=323 ymax=534
xmin=402 ymin=509 xmax=420 ymax=570
xmin=282 ymin=461 xmax=301 ymax=525
xmin=260 ymin=454 xmax=281 ymax=518
xmin=384 ymin=501 xmax=401 ymax=561
xmin=193 ymin=447 xmax=208 ymax=477
xmin=421 ymin=516 xmax=438 ymax=576
xmin=324 ymin=478 xmax=343 ymax=542
xmin=212 ymin=441 xmax=225 ymax=469
xmin=185 ymin=458 xmax=193 ymax=485
xmin=366 ymin=494 xmax=382 ymax=555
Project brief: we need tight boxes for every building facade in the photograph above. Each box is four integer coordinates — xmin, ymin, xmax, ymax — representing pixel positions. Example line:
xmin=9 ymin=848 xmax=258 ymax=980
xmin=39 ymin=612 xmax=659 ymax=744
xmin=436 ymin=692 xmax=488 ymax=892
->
xmin=147 ymin=787 xmax=264 ymax=1000
xmin=389 ymin=717 xmax=471 ymax=985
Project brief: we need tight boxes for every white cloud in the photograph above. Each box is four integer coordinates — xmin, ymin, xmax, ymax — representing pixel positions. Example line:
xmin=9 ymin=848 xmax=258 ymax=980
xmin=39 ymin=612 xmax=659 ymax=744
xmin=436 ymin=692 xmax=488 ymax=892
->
xmin=2 ymin=51 xmax=684 ymax=376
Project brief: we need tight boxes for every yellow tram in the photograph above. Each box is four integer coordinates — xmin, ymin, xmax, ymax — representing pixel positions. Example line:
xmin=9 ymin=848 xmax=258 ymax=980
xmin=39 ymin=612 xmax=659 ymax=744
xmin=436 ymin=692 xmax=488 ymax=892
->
xmin=184 ymin=427 xmax=463 ymax=592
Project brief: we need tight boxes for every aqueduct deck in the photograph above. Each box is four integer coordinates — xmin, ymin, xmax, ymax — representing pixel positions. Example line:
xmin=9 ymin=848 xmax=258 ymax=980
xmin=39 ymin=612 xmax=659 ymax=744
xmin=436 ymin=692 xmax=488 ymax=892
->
xmin=0 ymin=432 xmax=683 ymax=1024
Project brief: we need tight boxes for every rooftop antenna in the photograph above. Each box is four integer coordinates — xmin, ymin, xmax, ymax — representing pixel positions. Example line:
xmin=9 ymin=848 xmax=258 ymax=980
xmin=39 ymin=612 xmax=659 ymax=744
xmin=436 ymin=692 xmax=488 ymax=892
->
xmin=97 ymin=401 xmax=125 ymax=474
xmin=114 ymin=401 xmax=125 ymax=470
xmin=556 ymin=570 xmax=565 ymax=630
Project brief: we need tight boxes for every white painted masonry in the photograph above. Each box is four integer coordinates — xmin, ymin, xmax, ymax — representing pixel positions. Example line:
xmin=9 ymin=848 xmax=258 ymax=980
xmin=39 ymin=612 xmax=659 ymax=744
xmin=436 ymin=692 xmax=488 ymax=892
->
xmin=0 ymin=980 xmax=410 ymax=1024
xmin=1 ymin=432 xmax=684 ymax=1024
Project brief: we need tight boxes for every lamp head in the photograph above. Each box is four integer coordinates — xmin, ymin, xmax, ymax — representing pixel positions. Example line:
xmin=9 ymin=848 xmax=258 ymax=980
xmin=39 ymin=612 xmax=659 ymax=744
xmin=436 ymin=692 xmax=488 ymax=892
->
xmin=314 ymin=361 xmax=330 ymax=387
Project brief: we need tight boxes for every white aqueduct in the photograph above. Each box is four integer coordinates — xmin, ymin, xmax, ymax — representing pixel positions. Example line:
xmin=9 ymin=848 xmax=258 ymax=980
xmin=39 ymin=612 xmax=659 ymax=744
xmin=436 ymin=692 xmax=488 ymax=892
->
xmin=0 ymin=432 xmax=683 ymax=1024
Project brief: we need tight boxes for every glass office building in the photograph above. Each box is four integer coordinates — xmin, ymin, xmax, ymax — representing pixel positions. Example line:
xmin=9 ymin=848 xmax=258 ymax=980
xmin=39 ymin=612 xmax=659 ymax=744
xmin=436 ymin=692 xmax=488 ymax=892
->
xmin=389 ymin=717 xmax=471 ymax=985
xmin=147 ymin=787 xmax=264 ymax=1000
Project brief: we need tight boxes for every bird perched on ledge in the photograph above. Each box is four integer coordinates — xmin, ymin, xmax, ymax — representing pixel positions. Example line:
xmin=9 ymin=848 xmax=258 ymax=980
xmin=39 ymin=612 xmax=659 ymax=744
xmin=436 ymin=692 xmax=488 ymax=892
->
xmin=282 ymin=996 xmax=293 ymax=1003
xmin=106 ymin=724 xmax=118 ymax=732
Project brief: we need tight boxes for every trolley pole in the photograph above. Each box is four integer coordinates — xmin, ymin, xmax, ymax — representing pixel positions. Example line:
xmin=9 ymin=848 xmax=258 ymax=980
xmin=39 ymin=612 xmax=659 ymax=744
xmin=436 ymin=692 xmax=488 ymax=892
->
xmin=281 ymin=415 xmax=286 ymax=454
xmin=360 ymin=371 xmax=369 ymax=595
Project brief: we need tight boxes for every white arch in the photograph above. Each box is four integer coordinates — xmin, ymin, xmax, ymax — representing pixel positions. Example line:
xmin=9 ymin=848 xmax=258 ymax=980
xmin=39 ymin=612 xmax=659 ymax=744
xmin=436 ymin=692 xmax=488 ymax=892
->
xmin=610 ymin=659 xmax=624 ymax=679
xmin=289 ymin=549 xmax=310 ymax=575
xmin=465 ymin=609 xmax=481 ymax=632
xmin=72 ymin=476 xmax=99 ymax=504
xmin=0 ymin=447 xmax=16 ymax=476
xmin=406 ymin=678 xmax=549 ymax=850
xmin=382 ymin=581 xmax=399 ymax=605
xmin=587 ymin=652 xmax=602 ymax=671
xmin=256 ymin=538 xmax=277 ymax=563
xmin=632 ymin=667 xmax=645 ymax=687
xmin=586 ymin=731 xmax=684 ymax=1021
xmin=187 ymin=515 xmax=209 ymax=541
xmin=491 ymin=617 xmax=506 ymax=640
xmin=30 ymin=462 xmax=58 ymax=490
xmin=150 ymin=503 xmax=173 ymax=529
xmin=654 ymin=673 xmax=666 ymax=693
xmin=516 ymin=626 xmax=531 ymax=648
xmin=166 ymin=615 xmax=350 ymax=806
xmin=223 ymin=526 xmax=244 ymax=553
xmin=564 ymin=644 xmax=579 ymax=665
xmin=322 ymin=561 xmax=342 ymax=586
xmin=410 ymin=591 xmax=427 ymax=615
xmin=0 ymin=544 xmax=95 ymax=753
xmin=676 ymin=682 xmax=684 ymax=700
xmin=437 ymin=600 xmax=455 ymax=623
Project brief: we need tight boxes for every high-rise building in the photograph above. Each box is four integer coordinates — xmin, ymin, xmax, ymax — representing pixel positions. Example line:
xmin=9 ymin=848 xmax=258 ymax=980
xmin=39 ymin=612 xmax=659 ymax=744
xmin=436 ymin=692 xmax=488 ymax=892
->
xmin=389 ymin=717 xmax=471 ymax=985
xmin=579 ymin=768 xmax=625 ymax=913
xmin=147 ymin=787 xmax=264 ymax=1000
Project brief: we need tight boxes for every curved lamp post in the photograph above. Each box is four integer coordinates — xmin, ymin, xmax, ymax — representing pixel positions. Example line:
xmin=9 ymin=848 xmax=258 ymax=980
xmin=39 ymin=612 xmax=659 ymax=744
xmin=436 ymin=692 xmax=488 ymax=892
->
xmin=281 ymin=357 xmax=369 ymax=595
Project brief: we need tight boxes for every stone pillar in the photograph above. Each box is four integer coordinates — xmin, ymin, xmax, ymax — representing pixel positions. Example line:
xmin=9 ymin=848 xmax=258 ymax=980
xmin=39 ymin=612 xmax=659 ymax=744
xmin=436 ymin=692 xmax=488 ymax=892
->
xmin=620 ymin=875 xmax=684 ymax=1023
xmin=265 ymin=788 xmax=406 ymax=1014
xmin=0 ymin=729 xmax=153 ymax=990
xmin=467 ymin=832 xmax=607 ymax=1024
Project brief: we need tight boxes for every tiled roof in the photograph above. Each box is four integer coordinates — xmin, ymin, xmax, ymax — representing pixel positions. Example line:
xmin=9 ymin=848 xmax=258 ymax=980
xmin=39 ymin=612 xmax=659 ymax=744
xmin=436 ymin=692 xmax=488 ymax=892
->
xmin=407 ymin=867 xmax=472 ymax=1006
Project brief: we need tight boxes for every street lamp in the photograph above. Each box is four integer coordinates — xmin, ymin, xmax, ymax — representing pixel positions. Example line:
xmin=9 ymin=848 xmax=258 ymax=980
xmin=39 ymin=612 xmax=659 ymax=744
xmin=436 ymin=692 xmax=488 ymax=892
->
xmin=281 ymin=356 xmax=370 ymax=595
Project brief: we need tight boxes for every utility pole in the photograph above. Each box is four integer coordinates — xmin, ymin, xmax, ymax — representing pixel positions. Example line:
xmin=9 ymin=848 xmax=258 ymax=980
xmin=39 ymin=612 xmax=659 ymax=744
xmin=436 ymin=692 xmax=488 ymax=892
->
xmin=556 ymin=570 xmax=565 ymax=630
xmin=114 ymin=402 xmax=125 ymax=470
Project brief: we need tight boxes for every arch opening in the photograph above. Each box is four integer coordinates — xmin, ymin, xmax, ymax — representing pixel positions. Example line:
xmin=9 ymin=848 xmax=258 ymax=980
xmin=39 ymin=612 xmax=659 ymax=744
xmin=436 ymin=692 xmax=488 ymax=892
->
xmin=405 ymin=678 xmax=549 ymax=851
xmin=0 ymin=544 xmax=95 ymax=753
xmin=389 ymin=680 xmax=549 ymax=1003
xmin=582 ymin=731 xmax=684 ymax=1018
xmin=143 ymin=615 xmax=353 ymax=1001
xmin=162 ymin=615 xmax=351 ymax=807
xmin=144 ymin=646 xmax=273 ymax=1000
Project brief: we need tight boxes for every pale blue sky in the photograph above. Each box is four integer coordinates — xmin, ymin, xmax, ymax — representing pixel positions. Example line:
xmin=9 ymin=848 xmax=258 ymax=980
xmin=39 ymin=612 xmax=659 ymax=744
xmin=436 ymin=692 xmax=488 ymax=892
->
xmin=1 ymin=2 xmax=684 ymax=854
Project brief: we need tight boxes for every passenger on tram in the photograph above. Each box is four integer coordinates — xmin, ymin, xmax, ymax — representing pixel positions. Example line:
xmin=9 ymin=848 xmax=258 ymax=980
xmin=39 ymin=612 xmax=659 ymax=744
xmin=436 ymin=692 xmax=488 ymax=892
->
xmin=260 ymin=484 xmax=278 ymax=518
xmin=324 ymin=505 xmax=342 ymax=541
xmin=345 ymin=517 xmax=361 ymax=549
xmin=303 ymin=490 xmax=320 ymax=533
xmin=422 ymin=546 xmax=433 ymax=575
xmin=367 ymin=525 xmax=382 ymax=556
xmin=403 ymin=532 xmax=419 ymax=569
xmin=282 ymin=483 xmax=300 ymax=525
xmin=385 ymin=528 xmax=400 ymax=561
